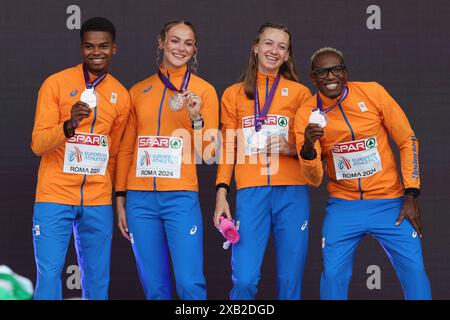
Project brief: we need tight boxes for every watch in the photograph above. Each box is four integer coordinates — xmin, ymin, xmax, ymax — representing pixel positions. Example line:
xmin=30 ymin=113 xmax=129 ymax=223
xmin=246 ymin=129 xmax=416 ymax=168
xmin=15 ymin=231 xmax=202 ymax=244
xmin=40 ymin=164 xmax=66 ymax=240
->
xmin=191 ymin=117 xmax=204 ymax=130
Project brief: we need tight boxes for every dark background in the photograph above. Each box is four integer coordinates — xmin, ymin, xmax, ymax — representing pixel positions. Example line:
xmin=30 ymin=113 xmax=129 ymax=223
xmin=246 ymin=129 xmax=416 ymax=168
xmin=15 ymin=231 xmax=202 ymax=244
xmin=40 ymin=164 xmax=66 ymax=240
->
xmin=0 ymin=0 xmax=449 ymax=299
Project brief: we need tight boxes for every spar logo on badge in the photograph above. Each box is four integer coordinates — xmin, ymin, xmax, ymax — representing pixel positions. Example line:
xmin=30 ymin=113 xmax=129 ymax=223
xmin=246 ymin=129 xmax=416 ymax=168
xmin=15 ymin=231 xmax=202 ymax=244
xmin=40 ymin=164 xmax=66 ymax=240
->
xmin=170 ymin=138 xmax=182 ymax=149
xmin=332 ymin=138 xmax=377 ymax=154
xmin=338 ymin=157 xmax=352 ymax=170
xmin=69 ymin=147 xmax=83 ymax=163
xmin=277 ymin=116 xmax=288 ymax=127
xmin=366 ymin=138 xmax=376 ymax=148
xmin=139 ymin=136 xmax=171 ymax=148
xmin=140 ymin=151 xmax=151 ymax=167
xmin=242 ymin=115 xmax=279 ymax=128
xmin=100 ymin=136 xmax=107 ymax=147
xmin=68 ymin=133 xmax=103 ymax=146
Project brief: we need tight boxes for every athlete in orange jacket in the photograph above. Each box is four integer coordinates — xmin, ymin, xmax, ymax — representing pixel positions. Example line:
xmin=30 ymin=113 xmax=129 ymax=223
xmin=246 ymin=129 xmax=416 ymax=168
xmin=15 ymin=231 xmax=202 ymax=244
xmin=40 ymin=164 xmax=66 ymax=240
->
xmin=31 ymin=17 xmax=130 ymax=300
xmin=115 ymin=21 xmax=218 ymax=300
xmin=214 ymin=23 xmax=311 ymax=300
xmin=294 ymin=47 xmax=431 ymax=299
xmin=215 ymin=72 xmax=311 ymax=189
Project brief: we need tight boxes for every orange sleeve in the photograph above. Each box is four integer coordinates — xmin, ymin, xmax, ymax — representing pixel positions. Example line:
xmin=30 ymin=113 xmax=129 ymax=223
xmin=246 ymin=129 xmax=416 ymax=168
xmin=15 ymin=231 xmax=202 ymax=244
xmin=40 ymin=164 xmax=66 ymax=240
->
xmin=377 ymin=83 xmax=420 ymax=189
xmin=31 ymin=77 xmax=68 ymax=156
xmin=215 ymin=87 xmax=237 ymax=187
xmin=294 ymin=101 xmax=323 ymax=187
xmin=195 ymin=84 xmax=219 ymax=164
xmin=298 ymin=86 xmax=313 ymax=108
xmin=107 ymin=93 xmax=131 ymax=188
xmin=115 ymin=89 xmax=138 ymax=192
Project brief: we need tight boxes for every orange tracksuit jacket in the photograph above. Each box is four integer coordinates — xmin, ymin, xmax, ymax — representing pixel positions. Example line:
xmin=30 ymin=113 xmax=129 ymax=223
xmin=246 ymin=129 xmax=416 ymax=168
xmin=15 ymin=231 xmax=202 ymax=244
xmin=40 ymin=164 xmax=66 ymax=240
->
xmin=115 ymin=65 xmax=219 ymax=192
xmin=31 ymin=64 xmax=131 ymax=206
xmin=216 ymin=73 xmax=312 ymax=189
xmin=294 ymin=81 xmax=420 ymax=200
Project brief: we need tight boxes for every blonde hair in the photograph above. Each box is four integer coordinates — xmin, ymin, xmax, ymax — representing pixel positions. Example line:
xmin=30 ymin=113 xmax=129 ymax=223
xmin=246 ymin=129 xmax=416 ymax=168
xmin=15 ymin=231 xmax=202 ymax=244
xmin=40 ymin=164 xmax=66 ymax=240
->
xmin=310 ymin=47 xmax=344 ymax=69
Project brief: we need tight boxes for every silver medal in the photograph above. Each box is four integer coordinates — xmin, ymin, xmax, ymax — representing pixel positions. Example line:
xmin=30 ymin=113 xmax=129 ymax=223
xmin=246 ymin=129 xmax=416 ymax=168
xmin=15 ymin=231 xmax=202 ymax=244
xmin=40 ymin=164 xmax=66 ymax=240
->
xmin=250 ymin=130 xmax=268 ymax=150
xmin=309 ymin=109 xmax=327 ymax=128
xmin=168 ymin=93 xmax=184 ymax=112
xmin=80 ymin=88 xmax=97 ymax=109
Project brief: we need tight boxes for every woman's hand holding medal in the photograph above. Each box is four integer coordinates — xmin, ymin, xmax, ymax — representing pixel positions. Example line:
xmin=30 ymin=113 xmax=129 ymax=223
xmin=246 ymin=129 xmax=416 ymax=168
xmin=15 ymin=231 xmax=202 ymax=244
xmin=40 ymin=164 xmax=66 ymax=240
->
xmin=182 ymin=90 xmax=202 ymax=121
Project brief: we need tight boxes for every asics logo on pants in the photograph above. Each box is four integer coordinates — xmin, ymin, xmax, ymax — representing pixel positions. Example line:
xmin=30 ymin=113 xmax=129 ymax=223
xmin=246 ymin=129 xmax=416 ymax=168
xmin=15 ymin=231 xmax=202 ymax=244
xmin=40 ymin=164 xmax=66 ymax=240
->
xmin=301 ymin=221 xmax=308 ymax=231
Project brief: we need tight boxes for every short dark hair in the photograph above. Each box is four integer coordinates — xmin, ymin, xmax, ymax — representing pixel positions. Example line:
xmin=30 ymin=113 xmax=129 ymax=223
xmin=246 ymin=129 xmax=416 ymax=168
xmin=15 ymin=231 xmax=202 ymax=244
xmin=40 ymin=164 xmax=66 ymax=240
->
xmin=80 ymin=17 xmax=116 ymax=42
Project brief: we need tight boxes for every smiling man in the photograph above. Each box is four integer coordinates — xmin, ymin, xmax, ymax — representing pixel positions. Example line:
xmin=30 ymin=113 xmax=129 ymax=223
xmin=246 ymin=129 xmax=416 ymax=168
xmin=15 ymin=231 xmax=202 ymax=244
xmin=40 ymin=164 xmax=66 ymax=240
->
xmin=294 ymin=47 xmax=431 ymax=300
xmin=31 ymin=17 xmax=130 ymax=300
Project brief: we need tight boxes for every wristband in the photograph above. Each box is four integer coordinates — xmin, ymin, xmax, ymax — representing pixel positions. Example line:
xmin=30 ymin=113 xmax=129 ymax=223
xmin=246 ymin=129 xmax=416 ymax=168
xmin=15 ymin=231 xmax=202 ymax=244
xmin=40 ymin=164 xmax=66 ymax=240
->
xmin=192 ymin=117 xmax=204 ymax=130
xmin=63 ymin=120 xmax=75 ymax=138
xmin=300 ymin=145 xmax=317 ymax=160
xmin=115 ymin=191 xmax=127 ymax=197
xmin=216 ymin=183 xmax=230 ymax=193
xmin=405 ymin=188 xmax=420 ymax=198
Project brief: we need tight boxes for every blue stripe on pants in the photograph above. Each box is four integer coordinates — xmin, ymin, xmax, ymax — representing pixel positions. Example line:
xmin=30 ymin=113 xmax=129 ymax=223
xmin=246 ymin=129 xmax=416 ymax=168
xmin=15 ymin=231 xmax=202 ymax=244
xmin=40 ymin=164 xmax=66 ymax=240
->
xmin=126 ymin=190 xmax=206 ymax=300
xmin=231 ymin=185 xmax=310 ymax=300
xmin=32 ymin=203 xmax=113 ymax=300
xmin=320 ymin=197 xmax=432 ymax=300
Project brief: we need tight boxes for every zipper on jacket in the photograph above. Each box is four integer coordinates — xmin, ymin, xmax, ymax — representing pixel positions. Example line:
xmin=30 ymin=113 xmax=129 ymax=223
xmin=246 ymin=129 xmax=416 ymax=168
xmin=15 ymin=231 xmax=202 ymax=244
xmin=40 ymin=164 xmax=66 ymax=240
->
xmin=80 ymin=106 xmax=98 ymax=205
xmin=265 ymin=77 xmax=271 ymax=186
xmin=337 ymin=103 xmax=363 ymax=199
xmin=154 ymin=74 xmax=169 ymax=190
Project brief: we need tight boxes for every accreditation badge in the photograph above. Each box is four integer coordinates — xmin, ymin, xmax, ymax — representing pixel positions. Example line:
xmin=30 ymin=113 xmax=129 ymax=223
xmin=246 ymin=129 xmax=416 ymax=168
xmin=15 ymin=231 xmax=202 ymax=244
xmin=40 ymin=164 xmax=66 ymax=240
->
xmin=242 ymin=114 xmax=289 ymax=156
xmin=331 ymin=137 xmax=382 ymax=180
xmin=136 ymin=136 xmax=183 ymax=179
xmin=63 ymin=133 xmax=109 ymax=175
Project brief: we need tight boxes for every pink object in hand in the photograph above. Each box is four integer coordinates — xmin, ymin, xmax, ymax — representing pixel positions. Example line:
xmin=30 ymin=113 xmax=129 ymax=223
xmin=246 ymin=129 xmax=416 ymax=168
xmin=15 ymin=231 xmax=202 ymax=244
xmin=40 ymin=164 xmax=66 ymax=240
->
xmin=219 ymin=216 xmax=240 ymax=244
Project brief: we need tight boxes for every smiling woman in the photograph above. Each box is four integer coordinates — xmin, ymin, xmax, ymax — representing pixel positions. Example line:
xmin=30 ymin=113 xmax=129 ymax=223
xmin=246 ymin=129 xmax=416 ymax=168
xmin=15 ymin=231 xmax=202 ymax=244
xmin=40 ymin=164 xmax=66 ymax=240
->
xmin=114 ymin=20 xmax=219 ymax=300
xmin=157 ymin=21 xmax=197 ymax=72
xmin=214 ymin=22 xmax=312 ymax=300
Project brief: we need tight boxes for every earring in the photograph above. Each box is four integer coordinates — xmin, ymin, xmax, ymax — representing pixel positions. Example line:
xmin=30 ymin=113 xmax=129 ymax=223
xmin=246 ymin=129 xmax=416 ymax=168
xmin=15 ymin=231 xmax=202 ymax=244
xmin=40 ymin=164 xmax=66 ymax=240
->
xmin=190 ymin=53 xmax=198 ymax=73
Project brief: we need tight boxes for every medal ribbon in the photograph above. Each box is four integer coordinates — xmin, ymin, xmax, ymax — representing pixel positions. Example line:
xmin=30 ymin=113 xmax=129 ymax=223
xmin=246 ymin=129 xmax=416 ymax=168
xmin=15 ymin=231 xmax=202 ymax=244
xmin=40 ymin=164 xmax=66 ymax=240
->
xmin=254 ymin=73 xmax=281 ymax=132
xmin=82 ymin=64 xmax=107 ymax=89
xmin=157 ymin=69 xmax=191 ymax=92
xmin=315 ymin=84 xmax=349 ymax=114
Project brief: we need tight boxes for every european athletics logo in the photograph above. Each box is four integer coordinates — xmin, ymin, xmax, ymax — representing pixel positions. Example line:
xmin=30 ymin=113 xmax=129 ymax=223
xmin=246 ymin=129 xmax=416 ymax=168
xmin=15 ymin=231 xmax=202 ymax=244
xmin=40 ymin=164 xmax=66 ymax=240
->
xmin=338 ymin=156 xmax=352 ymax=170
xmin=69 ymin=147 xmax=83 ymax=162
xmin=140 ymin=151 xmax=151 ymax=166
